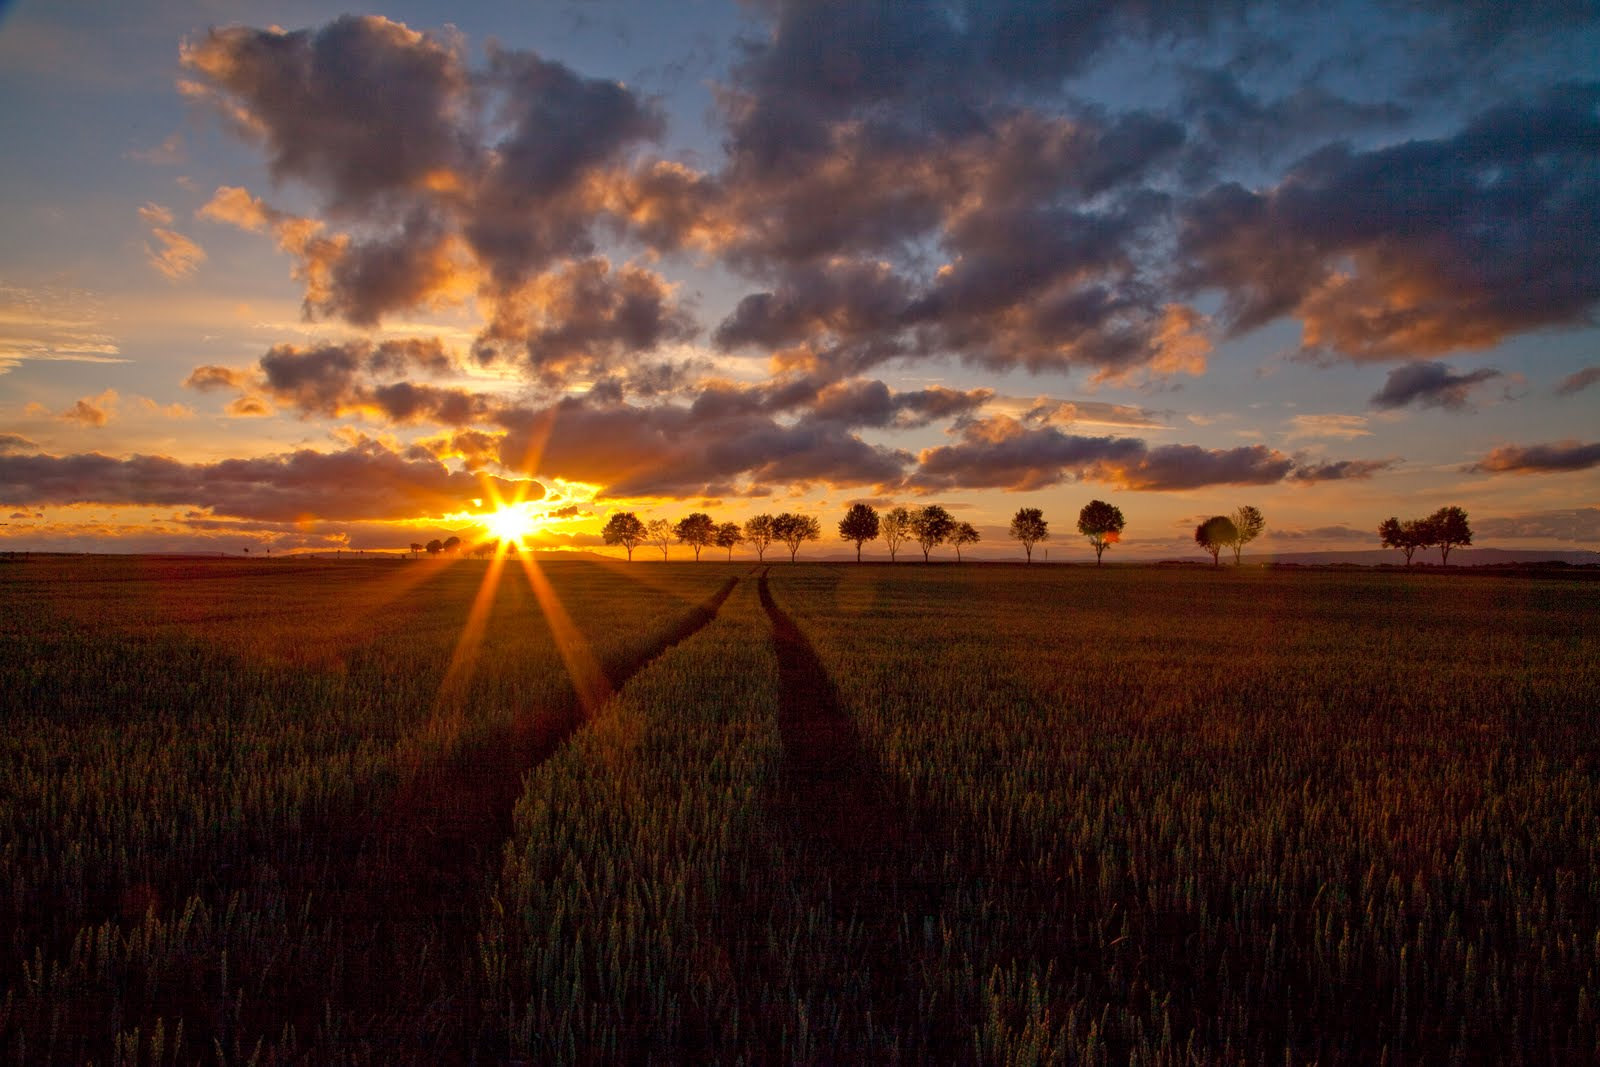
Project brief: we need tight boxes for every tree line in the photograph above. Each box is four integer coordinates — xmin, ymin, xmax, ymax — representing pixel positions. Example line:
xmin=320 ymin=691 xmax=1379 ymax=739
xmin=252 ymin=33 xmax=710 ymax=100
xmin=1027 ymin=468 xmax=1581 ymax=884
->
xmin=598 ymin=499 xmax=1150 ymax=565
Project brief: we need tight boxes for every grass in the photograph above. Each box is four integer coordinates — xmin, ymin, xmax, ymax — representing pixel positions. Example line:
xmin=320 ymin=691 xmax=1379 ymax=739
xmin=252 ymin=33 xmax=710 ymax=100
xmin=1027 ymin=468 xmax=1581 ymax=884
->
xmin=1 ymin=556 xmax=1596 ymax=1062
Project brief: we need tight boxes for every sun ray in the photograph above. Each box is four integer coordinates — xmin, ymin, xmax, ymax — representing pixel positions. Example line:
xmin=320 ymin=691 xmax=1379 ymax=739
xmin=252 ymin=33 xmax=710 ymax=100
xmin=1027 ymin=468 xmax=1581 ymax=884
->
xmin=513 ymin=552 xmax=612 ymax=715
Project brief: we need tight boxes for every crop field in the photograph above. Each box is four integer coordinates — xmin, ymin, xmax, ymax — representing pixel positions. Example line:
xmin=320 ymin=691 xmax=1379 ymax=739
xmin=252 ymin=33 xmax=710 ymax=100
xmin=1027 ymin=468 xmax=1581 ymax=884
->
xmin=2 ymin=556 xmax=1598 ymax=1064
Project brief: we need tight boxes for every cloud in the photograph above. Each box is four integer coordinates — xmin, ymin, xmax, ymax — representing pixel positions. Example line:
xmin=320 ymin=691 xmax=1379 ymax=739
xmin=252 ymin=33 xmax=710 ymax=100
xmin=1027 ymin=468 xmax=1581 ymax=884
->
xmin=139 ymin=201 xmax=206 ymax=280
xmin=495 ymin=389 xmax=913 ymax=498
xmin=475 ymin=258 xmax=697 ymax=381
xmin=0 ymin=439 xmax=543 ymax=522
xmin=1370 ymin=362 xmax=1503 ymax=410
xmin=1179 ymin=83 xmax=1600 ymax=360
xmin=1287 ymin=413 xmax=1371 ymax=439
xmin=128 ymin=133 xmax=186 ymax=167
xmin=1287 ymin=458 xmax=1399 ymax=483
xmin=1555 ymin=365 xmax=1600 ymax=396
xmin=0 ymin=283 xmax=124 ymax=374
xmin=59 ymin=390 xmax=117 ymax=426
xmin=0 ymin=434 xmax=38 ymax=454
xmin=188 ymin=339 xmax=499 ymax=426
xmin=181 ymin=17 xmax=472 ymax=216
xmin=1471 ymin=440 xmax=1600 ymax=474
xmin=911 ymin=416 xmax=1298 ymax=492
xmin=183 ymin=364 xmax=249 ymax=391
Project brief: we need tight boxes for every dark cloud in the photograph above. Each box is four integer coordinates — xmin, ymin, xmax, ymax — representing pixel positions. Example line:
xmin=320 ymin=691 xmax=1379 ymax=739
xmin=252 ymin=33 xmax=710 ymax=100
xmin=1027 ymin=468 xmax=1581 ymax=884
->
xmin=181 ymin=16 xmax=472 ymax=216
xmin=1179 ymin=67 xmax=1407 ymax=170
xmin=1179 ymin=83 xmax=1600 ymax=359
xmin=495 ymin=391 xmax=911 ymax=498
xmin=1369 ymin=362 xmax=1503 ymax=410
xmin=1555 ymin=365 xmax=1600 ymax=396
xmin=1288 ymin=458 xmax=1399 ymax=483
xmin=0 ymin=440 xmax=542 ymax=521
xmin=911 ymin=417 xmax=1296 ymax=492
xmin=0 ymin=434 xmax=39 ymax=454
xmin=1471 ymin=441 xmax=1600 ymax=474
xmin=244 ymin=339 xmax=485 ymax=423
xmin=476 ymin=258 xmax=697 ymax=382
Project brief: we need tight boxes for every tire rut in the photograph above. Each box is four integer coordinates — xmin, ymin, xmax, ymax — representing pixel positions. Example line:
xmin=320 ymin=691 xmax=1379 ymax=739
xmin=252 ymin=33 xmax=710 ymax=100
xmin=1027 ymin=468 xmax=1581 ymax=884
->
xmin=309 ymin=575 xmax=741 ymax=1057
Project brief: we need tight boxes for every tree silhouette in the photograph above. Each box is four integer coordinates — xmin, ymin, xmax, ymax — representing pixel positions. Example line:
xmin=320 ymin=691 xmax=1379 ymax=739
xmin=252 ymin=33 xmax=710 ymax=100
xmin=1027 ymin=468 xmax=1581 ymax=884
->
xmin=951 ymin=521 xmax=980 ymax=561
xmin=674 ymin=512 xmax=716 ymax=560
xmin=1077 ymin=499 xmax=1125 ymax=566
xmin=442 ymin=535 xmax=460 ymax=555
xmin=714 ymin=521 xmax=744 ymax=560
xmin=881 ymin=506 xmax=910 ymax=562
xmin=1230 ymin=505 xmax=1265 ymax=565
xmin=409 ymin=542 xmax=423 ymax=559
xmin=838 ymin=503 xmax=880 ymax=562
xmin=1379 ymin=516 xmax=1432 ymax=566
xmin=646 ymin=518 xmax=672 ymax=560
xmin=1429 ymin=506 xmax=1472 ymax=565
xmin=743 ymin=513 xmax=775 ymax=561
xmin=910 ymin=504 xmax=956 ymax=562
xmin=425 ymin=539 xmax=443 ymax=556
xmin=1009 ymin=507 xmax=1049 ymax=563
xmin=772 ymin=512 xmax=821 ymax=561
xmin=602 ymin=512 xmax=647 ymax=560
xmin=1195 ymin=516 xmax=1236 ymax=567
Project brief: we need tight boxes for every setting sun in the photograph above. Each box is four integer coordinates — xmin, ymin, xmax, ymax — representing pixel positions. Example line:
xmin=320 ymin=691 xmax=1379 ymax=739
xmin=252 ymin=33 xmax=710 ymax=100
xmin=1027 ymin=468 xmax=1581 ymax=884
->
xmin=482 ymin=503 xmax=539 ymax=545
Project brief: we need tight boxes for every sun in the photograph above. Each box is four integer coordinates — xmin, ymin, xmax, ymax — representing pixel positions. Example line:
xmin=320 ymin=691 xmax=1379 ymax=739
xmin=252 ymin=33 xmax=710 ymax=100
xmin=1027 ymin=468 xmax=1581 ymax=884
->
xmin=482 ymin=502 xmax=539 ymax=545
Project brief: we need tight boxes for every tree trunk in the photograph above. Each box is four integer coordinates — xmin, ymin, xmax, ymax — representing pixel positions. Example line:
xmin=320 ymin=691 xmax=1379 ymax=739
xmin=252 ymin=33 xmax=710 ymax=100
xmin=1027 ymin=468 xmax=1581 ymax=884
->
xmin=856 ymin=543 xmax=862 ymax=562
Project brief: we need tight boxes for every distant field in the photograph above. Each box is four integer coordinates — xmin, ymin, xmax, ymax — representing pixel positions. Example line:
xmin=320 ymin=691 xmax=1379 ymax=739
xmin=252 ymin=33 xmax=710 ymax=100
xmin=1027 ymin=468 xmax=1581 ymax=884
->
xmin=2 ymin=557 xmax=1597 ymax=1063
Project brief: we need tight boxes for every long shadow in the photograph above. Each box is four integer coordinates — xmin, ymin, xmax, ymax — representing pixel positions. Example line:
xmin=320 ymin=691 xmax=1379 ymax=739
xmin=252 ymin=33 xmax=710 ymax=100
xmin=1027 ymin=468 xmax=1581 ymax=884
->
xmin=307 ymin=576 xmax=742 ymax=1058
xmin=755 ymin=569 xmax=952 ymax=1052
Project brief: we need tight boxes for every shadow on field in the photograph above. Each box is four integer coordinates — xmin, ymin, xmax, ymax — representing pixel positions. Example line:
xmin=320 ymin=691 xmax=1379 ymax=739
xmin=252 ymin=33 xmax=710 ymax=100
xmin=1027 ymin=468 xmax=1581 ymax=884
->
xmin=756 ymin=568 xmax=955 ymax=1050
xmin=314 ymin=576 xmax=741 ymax=1056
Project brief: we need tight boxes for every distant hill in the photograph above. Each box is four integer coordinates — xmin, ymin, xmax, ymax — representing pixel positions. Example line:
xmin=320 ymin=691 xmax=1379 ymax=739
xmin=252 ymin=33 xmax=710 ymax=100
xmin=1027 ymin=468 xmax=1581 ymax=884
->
xmin=1255 ymin=548 xmax=1600 ymax=567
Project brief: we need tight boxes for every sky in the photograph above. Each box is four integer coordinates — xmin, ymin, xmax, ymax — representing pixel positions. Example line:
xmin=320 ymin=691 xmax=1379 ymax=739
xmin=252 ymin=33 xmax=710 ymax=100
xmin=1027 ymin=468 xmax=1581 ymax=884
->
xmin=0 ymin=0 xmax=1597 ymax=561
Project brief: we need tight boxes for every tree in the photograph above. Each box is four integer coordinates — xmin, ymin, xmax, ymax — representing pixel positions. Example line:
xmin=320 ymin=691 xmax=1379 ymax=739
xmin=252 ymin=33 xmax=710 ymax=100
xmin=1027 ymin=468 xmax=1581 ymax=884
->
xmin=1428 ymin=506 xmax=1471 ymax=565
xmin=951 ymin=521 xmax=980 ymax=561
xmin=882 ymin=506 xmax=911 ymax=562
xmin=1009 ymin=507 xmax=1049 ymax=563
xmin=744 ymin=514 xmax=775 ymax=561
xmin=601 ymin=511 xmax=646 ymax=560
xmin=838 ymin=503 xmax=880 ymax=562
xmin=1230 ymin=505 xmax=1265 ymax=565
xmin=646 ymin=518 xmax=672 ymax=560
xmin=714 ymin=521 xmax=745 ymax=560
xmin=409 ymin=542 xmax=423 ymax=559
xmin=1379 ymin=516 xmax=1433 ymax=566
xmin=1076 ymin=500 xmax=1125 ymax=566
xmin=442 ymin=535 xmax=460 ymax=555
xmin=1195 ymin=515 xmax=1237 ymax=567
xmin=772 ymin=512 xmax=821 ymax=561
xmin=674 ymin=512 xmax=716 ymax=561
xmin=909 ymin=504 xmax=956 ymax=562
xmin=425 ymin=539 xmax=443 ymax=556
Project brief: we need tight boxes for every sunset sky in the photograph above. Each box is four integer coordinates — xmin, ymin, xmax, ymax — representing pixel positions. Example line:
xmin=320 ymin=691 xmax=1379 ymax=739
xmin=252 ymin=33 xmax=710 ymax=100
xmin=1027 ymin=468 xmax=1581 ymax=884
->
xmin=1 ymin=0 xmax=1596 ymax=560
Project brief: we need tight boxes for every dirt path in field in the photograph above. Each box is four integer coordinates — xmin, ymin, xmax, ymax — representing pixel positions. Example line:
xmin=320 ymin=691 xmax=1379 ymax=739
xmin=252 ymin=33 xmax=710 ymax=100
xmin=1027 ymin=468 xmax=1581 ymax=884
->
xmin=310 ymin=576 xmax=741 ymax=1057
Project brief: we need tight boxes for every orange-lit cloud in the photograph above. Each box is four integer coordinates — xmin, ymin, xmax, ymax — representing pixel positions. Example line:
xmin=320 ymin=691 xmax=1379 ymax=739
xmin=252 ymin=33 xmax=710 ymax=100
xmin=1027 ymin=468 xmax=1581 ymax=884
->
xmin=1471 ymin=441 xmax=1600 ymax=474
xmin=58 ymin=389 xmax=118 ymax=426
xmin=0 ymin=438 xmax=544 ymax=522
